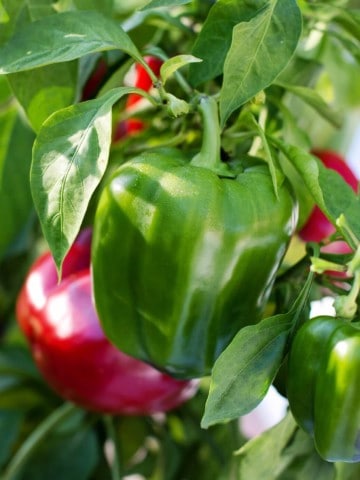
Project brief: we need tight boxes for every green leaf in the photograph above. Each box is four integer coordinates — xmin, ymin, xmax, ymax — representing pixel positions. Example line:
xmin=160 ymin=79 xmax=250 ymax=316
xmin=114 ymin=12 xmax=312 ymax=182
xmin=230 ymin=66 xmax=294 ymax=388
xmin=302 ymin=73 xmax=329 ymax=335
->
xmin=2 ymin=404 xmax=98 ymax=480
xmin=202 ymin=271 xmax=313 ymax=428
xmin=141 ymin=0 xmax=191 ymax=10
xmin=272 ymin=140 xmax=360 ymax=247
xmin=0 ymin=75 xmax=12 ymax=102
xmin=165 ymin=92 xmax=190 ymax=117
xmin=25 ymin=0 xmax=57 ymax=20
xmin=31 ymin=86 xmax=151 ymax=273
xmin=277 ymin=427 xmax=336 ymax=480
xmin=246 ymin=113 xmax=284 ymax=198
xmin=0 ymin=345 xmax=40 ymax=378
xmin=73 ymin=0 xmax=114 ymax=15
xmin=276 ymin=82 xmax=343 ymax=128
xmin=0 ymin=410 xmax=22 ymax=468
xmin=0 ymin=104 xmax=16 ymax=180
xmin=189 ymin=0 xmax=266 ymax=87
xmin=321 ymin=34 xmax=360 ymax=108
xmin=0 ymin=1 xmax=26 ymax=45
xmin=8 ymin=62 xmax=78 ymax=132
xmin=0 ymin=10 xmax=142 ymax=74
xmin=160 ymin=54 xmax=202 ymax=85
xmin=17 ymin=426 xmax=99 ymax=480
xmin=0 ymin=111 xmax=35 ymax=261
xmin=236 ymin=413 xmax=335 ymax=480
xmin=334 ymin=7 xmax=360 ymax=43
xmin=201 ymin=313 xmax=291 ymax=428
xmin=268 ymin=93 xmax=311 ymax=149
xmin=0 ymin=345 xmax=48 ymax=411
xmin=0 ymin=1 xmax=9 ymax=23
xmin=220 ymin=0 xmax=302 ymax=125
xmin=336 ymin=462 xmax=360 ymax=480
xmin=237 ymin=413 xmax=297 ymax=477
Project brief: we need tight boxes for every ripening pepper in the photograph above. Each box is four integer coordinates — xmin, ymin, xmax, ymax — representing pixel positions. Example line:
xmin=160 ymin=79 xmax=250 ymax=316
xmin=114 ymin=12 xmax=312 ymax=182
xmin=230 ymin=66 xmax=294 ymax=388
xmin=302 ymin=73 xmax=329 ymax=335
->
xmin=287 ymin=315 xmax=360 ymax=462
xmin=92 ymin=96 xmax=297 ymax=378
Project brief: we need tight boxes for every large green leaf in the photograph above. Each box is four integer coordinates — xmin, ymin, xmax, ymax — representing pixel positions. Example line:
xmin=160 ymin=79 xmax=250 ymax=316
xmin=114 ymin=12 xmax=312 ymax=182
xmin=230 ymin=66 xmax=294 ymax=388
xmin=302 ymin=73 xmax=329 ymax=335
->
xmin=276 ymin=427 xmax=336 ymax=480
xmin=2 ymin=404 xmax=98 ymax=480
xmin=0 ymin=110 xmax=35 ymax=260
xmin=276 ymin=82 xmax=343 ymax=128
xmin=0 ymin=410 xmax=22 ymax=468
xmin=201 ymin=312 xmax=291 ymax=428
xmin=17 ymin=426 xmax=99 ymax=480
xmin=220 ymin=0 xmax=302 ymax=125
xmin=160 ymin=54 xmax=202 ymax=85
xmin=0 ymin=1 xmax=25 ymax=45
xmin=0 ymin=104 xmax=16 ymax=180
xmin=238 ymin=413 xmax=297 ymax=478
xmin=334 ymin=7 xmax=360 ymax=43
xmin=237 ymin=413 xmax=335 ymax=480
xmin=8 ymin=62 xmax=78 ymax=132
xmin=202 ymin=271 xmax=313 ymax=428
xmin=272 ymin=140 xmax=360 ymax=247
xmin=24 ymin=0 xmax=56 ymax=20
xmin=31 ymin=87 xmax=152 ymax=273
xmin=0 ymin=75 xmax=11 ymax=103
xmin=321 ymin=33 xmax=360 ymax=108
xmin=0 ymin=345 xmax=48 ymax=411
xmin=336 ymin=463 xmax=360 ymax=480
xmin=0 ymin=10 xmax=142 ymax=74
xmin=0 ymin=0 xmax=9 ymax=23
xmin=189 ymin=0 xmax=267 ymax=87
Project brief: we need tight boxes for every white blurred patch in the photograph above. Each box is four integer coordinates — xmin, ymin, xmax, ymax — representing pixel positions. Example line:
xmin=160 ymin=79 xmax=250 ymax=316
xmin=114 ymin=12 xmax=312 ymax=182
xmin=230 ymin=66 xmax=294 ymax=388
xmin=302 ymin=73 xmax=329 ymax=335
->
xmin=346 ymin=118 xmax=360 ymax=179
xmin=309 ymin=296 xmax=336 ymax=318
xmin=240 ymin=386 xmax=288 ymax=439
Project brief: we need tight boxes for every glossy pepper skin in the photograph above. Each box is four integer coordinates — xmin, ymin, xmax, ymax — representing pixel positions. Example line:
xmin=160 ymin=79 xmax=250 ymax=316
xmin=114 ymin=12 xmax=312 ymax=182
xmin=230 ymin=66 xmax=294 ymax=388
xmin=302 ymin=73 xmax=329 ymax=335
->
xmin=16 ymin=230 xmax=197 ymax=415
xmin=287 ymin=316 xmax=360 ymax=462
xmin=92 ymin=97 xmax=297 ymax=379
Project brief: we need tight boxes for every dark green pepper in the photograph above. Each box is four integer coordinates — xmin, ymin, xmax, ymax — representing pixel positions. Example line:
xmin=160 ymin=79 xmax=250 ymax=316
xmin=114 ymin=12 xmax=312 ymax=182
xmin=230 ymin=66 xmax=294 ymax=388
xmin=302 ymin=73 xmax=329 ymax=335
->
xmin=287 ymin=315 xmax=360 ymax=462
xmin=92 ymin=97 xmax=297 ymax=378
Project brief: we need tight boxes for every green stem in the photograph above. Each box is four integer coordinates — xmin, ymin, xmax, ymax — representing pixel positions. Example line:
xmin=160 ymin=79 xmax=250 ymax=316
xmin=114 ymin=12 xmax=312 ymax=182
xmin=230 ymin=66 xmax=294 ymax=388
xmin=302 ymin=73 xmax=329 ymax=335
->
xmin=336 ymin=214 xmax=360 ymax=251
xmin=334 ymin=271 xmax=360 ymax=320
xmin=173 ymin=70 xmax=193 ymax=97
xmin=103 ymin=415 xmax=122 ymax=480
xmin=347 ymin=272 xmax=360 ymax=307
xmin=191 ymin=96 xmax=222 ymax=171
xmin=287 ymin=243 xmax=319 ymax=341
xmin=348 ymin=245 xmax=360 ymax=275
xmin=310 ymin=256 xmax=346 ymax=275
xmin=2 ymin=402 xmax=77 ymax=480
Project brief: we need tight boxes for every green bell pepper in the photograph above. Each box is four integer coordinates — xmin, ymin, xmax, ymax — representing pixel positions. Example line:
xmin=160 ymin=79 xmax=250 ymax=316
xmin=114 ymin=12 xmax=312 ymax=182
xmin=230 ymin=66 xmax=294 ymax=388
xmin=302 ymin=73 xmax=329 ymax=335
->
xmin=92 ymin=96 xmax=297 ymax=378
xmin=287 ymin=315 xmax=360 ymax=462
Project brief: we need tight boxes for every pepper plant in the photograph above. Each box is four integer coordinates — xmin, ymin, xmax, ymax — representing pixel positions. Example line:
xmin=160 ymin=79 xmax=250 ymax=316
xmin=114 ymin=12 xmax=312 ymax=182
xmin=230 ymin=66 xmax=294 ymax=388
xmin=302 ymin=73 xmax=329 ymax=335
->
xmin=0 ymin=1 xmax=360 ymax=479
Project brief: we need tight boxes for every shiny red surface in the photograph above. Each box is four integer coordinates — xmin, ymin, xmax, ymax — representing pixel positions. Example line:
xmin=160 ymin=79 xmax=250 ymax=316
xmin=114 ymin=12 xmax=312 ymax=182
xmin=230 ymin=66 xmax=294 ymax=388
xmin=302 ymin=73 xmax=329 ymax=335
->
xmin=299 ymin=150 xmax=358 ymax=242
xmin=125 ymin=56 xmax=163 ymax=108
xmin=16 ymin=231 xmax=197 ymax=414
xmin=81 ymin=59 xmax=108 ymax=101
xmin=113 ymin=56 xmax=163 ymax=141
xmin=16 ymin=228 xmax=92 ymax=337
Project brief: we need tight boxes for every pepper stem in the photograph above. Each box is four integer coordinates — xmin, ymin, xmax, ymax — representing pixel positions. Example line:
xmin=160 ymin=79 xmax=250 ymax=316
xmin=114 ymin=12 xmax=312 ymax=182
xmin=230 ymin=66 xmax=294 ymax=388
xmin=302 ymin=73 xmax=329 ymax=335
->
xmin=336 ymin=214 xmax=360 ymax=251
xmin=334 ymin=245 xmax=360 ymax=320
xmin=191 ymin=96 xmax=233 ymax=177
xmin=334 ymin=271 xmax=360 ymax=320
